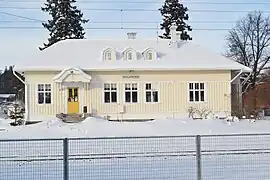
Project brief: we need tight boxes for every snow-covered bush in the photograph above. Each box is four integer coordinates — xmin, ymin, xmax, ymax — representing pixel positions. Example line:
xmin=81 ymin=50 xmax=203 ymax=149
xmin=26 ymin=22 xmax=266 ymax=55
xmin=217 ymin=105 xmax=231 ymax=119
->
xmin=188 ymin=107 xmax=213 ymax=120
xmin=226 ymin=116 xmax=239 ymax=122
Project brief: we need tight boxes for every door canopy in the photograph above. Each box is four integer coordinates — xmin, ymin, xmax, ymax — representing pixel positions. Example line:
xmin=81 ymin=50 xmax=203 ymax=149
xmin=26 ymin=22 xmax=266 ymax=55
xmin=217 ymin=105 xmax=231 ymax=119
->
xmin=53 ymin=67 xmax=92 ymax=83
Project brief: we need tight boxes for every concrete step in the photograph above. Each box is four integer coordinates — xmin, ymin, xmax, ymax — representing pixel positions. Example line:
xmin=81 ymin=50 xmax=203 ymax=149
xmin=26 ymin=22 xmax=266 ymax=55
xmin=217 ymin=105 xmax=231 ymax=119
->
xmin=56 ymin=113 xmax=91 ymax=123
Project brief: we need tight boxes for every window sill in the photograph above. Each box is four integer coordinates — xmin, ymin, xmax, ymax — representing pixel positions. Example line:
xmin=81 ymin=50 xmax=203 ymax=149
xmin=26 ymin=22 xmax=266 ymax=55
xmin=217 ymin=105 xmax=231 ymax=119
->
xmin=37 ymin=103 xmax=52 ymax=105
xmin=189 ymin=101 xmax=207 ymax=103
xmin=145 ymin=102 xmax=160 ymax=104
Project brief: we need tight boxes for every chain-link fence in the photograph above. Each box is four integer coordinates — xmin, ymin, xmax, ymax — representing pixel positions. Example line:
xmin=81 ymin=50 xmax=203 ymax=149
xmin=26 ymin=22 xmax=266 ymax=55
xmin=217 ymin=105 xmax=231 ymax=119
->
xmin=0 ymin=134 xmax=270 ymax=180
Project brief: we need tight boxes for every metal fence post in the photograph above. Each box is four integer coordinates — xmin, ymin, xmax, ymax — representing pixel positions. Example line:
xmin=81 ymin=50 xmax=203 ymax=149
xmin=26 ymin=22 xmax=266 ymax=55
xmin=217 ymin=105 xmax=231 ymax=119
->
xmin=196 ymin=135 xmax=202 ymax=180
xmin=63 ymin=138 xmax=69 ymax=180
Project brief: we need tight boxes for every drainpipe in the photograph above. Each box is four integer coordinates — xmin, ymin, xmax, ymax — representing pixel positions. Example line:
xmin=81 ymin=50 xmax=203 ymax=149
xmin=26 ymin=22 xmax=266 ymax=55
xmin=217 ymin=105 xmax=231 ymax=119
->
xmin=12 ymin=69 xmax=28 ymax=121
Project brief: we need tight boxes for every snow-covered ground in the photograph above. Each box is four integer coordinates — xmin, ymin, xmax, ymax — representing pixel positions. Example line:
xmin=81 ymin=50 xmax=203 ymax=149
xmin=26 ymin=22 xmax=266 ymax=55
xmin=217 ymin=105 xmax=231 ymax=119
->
xmin=1 ymin=117 xmax=270 ymax=139
xmin=1 ymin=117 xmax=270 ymax=180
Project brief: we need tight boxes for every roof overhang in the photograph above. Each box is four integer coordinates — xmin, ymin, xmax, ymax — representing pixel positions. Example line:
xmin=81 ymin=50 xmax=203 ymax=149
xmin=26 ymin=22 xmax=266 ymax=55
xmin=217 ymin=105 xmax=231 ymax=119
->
xmin=53 ymin=67 xmax=92 ymax=83
xmin=16 ymin=67 xmax=252 ymax=72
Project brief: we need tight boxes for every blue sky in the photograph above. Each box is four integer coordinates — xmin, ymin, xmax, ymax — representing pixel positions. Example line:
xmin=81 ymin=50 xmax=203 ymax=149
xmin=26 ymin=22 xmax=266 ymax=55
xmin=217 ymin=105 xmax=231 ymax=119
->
xmin=0 ymin=0 xmax=269 ymax=70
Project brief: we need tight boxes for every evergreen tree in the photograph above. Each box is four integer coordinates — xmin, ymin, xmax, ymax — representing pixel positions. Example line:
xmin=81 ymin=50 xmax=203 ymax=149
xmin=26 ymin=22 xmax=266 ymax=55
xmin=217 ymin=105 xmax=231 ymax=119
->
xmin=39 ymin=0 xmax=89 ymax=50
xmin=159 ymin=0 xmax=192 ymax=40
xmin=3 ymin=66 xmax=8 ymax=73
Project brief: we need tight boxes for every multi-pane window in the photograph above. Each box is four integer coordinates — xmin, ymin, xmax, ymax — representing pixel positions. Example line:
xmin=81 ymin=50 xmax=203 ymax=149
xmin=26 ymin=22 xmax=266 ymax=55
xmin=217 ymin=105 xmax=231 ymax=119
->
xmin=106 ymin=52 xmax=112 ymax=60
xmin=147 ymin=52 xmax=153 ymax=60
xmin=125 ymin=83 xmax=138 ymax=103
xmin=145 ymin=83 xmax=159 ymax=103
xmin=104 ymin=83 xmax=117 ymax=103
xmin=189 ymin=82 xmax=205 ymax=102
xmin=127 ymin=52 xmax=132 ymax=60
xmin=38 ymin=84 xmax=52 ymax=104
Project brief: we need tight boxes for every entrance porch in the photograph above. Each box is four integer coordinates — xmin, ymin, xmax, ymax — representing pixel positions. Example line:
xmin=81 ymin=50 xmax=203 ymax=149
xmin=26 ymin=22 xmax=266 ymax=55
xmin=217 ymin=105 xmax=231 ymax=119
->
xmin=53 ymin=67 xmax=92 ymax=115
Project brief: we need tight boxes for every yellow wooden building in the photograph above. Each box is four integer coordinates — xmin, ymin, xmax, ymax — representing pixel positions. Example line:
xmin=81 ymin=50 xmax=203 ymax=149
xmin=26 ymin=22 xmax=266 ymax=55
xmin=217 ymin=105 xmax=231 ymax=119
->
xmin=14 ymin=26 xmax=251 ymax=120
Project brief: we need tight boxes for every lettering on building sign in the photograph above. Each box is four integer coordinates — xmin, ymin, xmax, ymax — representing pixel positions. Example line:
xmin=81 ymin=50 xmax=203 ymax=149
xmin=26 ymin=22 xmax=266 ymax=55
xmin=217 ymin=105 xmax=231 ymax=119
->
xmin=122 ymin=75 xmax=140 ymax=79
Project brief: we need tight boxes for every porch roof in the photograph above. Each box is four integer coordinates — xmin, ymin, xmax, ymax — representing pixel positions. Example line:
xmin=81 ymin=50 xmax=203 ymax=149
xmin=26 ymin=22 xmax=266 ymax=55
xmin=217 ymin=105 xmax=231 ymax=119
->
xmin=53 ymin=67 xmax=92 ymax=83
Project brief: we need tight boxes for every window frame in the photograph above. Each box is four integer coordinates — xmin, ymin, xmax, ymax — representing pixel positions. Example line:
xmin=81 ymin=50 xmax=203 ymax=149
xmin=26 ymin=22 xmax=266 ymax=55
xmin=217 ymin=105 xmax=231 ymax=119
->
xmin=124 ymin=83 xmax=139 ymax=103
xmin=103 ymin=83 xmax=118 ymax=104
xmin=188 ymin=82 xmax=207 ymax=103
xmin=106 ymin=51 xmax=112 ymax=60
xmin=144 ymin=83 xmax=160 ymax=103
xmin=127 ymin=51 xmax=133 ymax=60
xmin=37 ymin=83 xmax=52 ymax=105
xmin=103 ymin=48 xmax=116 ymax=61
xmin=143 ymin=48 xmax=156 ymax=60
xmin=147 ymin=52 xmax=153 ymax=60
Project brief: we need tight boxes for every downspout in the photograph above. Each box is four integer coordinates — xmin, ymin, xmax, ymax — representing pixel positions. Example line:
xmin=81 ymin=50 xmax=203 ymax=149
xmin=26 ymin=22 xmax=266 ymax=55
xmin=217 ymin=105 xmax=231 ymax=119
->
xmin=12 ymin=69 xmax=28 ymax=121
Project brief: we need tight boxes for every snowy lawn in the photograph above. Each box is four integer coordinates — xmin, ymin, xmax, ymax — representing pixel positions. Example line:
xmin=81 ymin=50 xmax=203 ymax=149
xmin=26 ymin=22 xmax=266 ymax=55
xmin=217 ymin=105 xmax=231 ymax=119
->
xmin=1 ymin=117 xmax=270 ymax=138
xmin=1 ymin=117 xmax=270 ymax=179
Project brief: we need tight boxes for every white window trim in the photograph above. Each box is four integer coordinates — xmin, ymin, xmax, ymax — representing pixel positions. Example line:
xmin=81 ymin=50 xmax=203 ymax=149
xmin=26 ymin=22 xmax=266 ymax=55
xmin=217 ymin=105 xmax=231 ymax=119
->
xmin=126 ymin=51 xmax=133 ymax=60
xmin=102 ymin=82 xmax=119 ymax=104
xmin=122 ymin=47 xmax=137 ymax=61
xmin=102 ymin=47 xmax=116 ymax=61
xmin=106 ymin=51 xmax=112 ymax=60
xmin=147 ymin=52 xmax=153 ymax=60
xmin=37 ymin=83 xmax=53 ymax=105
xmin=143 ymin=48 xmax=156 ymax=60
xmin=144 ymin=83 xmax=160 ymax=104
xmin=123 ymin=82 xmax=140 ymax=104
xmin=188 ymin=82 xmax=207 ymax=103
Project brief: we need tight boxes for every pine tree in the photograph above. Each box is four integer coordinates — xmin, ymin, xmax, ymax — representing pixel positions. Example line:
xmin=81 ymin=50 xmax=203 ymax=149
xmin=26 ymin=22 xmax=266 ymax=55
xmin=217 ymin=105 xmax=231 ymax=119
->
xmin=159 ymin=0 xmax=192 ymax=40
xmin=39 ymin=0 xmax=89 ymax=50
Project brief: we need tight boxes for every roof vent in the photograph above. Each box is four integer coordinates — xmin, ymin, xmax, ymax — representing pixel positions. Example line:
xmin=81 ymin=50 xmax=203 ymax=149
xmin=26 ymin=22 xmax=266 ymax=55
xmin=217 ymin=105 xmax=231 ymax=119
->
xmin=127 ymin=32 xmax=137 ymax=39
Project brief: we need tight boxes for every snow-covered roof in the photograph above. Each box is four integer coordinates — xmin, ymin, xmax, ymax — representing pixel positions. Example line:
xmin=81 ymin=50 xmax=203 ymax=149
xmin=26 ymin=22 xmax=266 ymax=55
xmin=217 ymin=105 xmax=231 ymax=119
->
xmin=14 ymin=38 xmax=252 ymax=72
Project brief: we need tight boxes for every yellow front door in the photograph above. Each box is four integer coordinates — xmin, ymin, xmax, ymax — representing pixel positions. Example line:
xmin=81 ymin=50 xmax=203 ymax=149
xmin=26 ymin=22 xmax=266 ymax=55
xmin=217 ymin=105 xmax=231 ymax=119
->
xmin=67 ymin=88 xmax=79 ymax=114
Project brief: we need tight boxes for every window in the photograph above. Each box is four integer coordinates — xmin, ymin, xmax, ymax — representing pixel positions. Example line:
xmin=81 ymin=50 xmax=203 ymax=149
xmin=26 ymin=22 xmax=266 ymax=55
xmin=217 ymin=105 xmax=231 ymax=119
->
xmin=143 ymin=48 xmax=156 ymax=60
xmin=124 ymin=83 xmax=138 ymax=103
xmin=147 ymin=52 xmax=153 ymax=60
xmin=103 ymin=48 xmax=116 ymax=61
xmin=123 ymin=48 xmax=137 ymax=60
xmin=189 ymin=82 xmax=205 ymax=102
xmin=145 ymin=83 xmax=159 ymax=103
xmin=106 ymin=52 xmax=112 ymax=60
xmin=38 ymin=84 xmax=52 ymax=104
xmin=104 ymin=83 xmax=117 ymax=103
xmin=127 ymin=52 xmax=132 ymax=60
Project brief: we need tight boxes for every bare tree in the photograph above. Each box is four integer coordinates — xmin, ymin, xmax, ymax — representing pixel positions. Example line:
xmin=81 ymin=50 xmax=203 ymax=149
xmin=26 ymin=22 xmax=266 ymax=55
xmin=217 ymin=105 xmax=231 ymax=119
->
xmin=226 ymin=11 xmax=270 ymax=92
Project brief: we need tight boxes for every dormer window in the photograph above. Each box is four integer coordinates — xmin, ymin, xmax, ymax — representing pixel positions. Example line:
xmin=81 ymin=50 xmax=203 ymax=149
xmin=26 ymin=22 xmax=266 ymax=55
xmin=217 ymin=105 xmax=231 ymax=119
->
xmin=102 ymin=47 xmax=116 ymax=61
xmin=123 ymin=47 xmax=137 ymax=60
xmin=147 ymin=52 xmax=152 ymax=60
xmin=127 ymin=52 xmax=133 ymax=60
xmin=143 ymin=48 xmax=156 ymax=60
xmin=107 ymin=52 xmax=112 ymax=60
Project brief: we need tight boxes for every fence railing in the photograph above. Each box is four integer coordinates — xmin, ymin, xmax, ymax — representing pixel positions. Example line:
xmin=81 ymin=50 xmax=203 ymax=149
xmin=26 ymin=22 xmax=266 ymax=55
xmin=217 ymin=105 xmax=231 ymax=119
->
xmin=1 ymin=134 xmax=270 ymax=180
